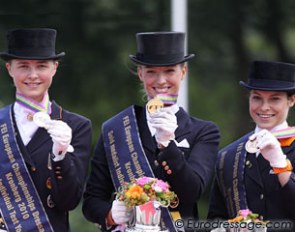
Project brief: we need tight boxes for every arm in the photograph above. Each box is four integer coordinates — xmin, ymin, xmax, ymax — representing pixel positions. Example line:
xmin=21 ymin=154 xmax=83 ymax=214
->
xmin=157 ymin=121 xmax=220 ymax=203
xmin=50 ymin=117 xmax=92 ymax=210
xmin=82 ymin=137 xmax=115 ymax=229
xmin=207 ymin=177 xmax=229 ymax=220
xmin=280 ymin=159 xmax=295 ymax=218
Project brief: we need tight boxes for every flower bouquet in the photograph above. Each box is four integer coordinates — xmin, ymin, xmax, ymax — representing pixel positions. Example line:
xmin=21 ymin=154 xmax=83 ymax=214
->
xmin=116 ymin=176 xmax=178 ymax=232
xmin=227 ymin=209 xmax=267 ymax=232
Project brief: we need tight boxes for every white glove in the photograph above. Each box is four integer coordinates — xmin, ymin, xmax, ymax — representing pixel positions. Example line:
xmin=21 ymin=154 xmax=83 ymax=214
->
xmin=111 ymin=200 xmax=132 ymax=225
xmin=250 ymin=129 xmax=287 ymax=168
xmin=149 ymin=107 xmax=177 ymax=147
xmin=47 ymin=120 xmax=72 ymax=161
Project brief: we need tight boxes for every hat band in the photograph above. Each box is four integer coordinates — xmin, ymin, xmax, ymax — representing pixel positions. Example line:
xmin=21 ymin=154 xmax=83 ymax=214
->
xmin=248 ymin=79 xmax=295 ymax=89
xmin=136 ymin=52 xmax=185 ymax=63
xmin=8 ymin=48 xmax=56 ymax=57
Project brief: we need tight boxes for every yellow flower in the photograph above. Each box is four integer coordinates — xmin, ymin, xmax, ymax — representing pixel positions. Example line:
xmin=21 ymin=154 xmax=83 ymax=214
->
xmin=228 ymin=215 xmax=244 ymax=223
xmin=125 ymin=185 xmax=144 ymax=199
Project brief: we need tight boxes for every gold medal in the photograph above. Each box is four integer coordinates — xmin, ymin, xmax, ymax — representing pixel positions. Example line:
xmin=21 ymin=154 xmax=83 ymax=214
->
xmin=147 ymin=97 xmax=164 ymax=114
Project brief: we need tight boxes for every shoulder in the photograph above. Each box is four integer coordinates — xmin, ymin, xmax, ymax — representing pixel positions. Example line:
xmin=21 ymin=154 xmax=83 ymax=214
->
xmin=51 ymin=101 xmax=91 ymax=125
xmin=177 ymin=107 xmax=219 ymax=132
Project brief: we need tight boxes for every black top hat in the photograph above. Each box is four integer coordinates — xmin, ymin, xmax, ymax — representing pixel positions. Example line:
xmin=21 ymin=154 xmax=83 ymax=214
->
xmin=129 ymin=32 xmax=195 ymax=66
xmin=240 ymin=60 xmax=295 ymax=93
xmin=0 ymin=28 xmax=65 ymax=61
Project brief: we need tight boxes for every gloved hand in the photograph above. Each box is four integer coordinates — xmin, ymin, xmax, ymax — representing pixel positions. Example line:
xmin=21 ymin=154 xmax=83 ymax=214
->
xmin=111 ymin=200 xmax=132 ymax=225
xmin=47 ymin=120 xmax=72 ymax=161
xmin=250 ymin=129 xmax=287 ymax=168
xmin=149 ymin=107 xmax=178 ymax=147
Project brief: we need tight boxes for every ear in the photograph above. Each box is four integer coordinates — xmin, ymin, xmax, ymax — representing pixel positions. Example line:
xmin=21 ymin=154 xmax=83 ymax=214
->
xmin=181 ymin=64 xmax=188 ymax=80
xmin=6 ymin=62 xmax=13 ymax=78
xmin=289 ymin=94 xmax=295 ymax=107
xmin=137 ymin=66 xmax=144 ymax=81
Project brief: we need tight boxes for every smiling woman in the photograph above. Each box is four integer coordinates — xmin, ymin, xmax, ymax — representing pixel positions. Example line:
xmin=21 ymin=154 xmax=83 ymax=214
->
xmin=249 ymin=90 xmax=295 ymax=130
xmin=6 ymin=60 xmax=57 ymax=102
xmin=0 ymin=28 xmax=92 ymax=232
xmin=208 ymin=60 xmax=295 ymax=232
xmin=82 ymin=31 xmax=220 ymax=232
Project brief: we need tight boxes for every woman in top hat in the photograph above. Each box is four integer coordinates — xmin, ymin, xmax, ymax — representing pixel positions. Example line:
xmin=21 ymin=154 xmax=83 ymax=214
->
xmin=0 ymin=28 xmax=92 ymax=232
xmin=208 ymin=60 xmax=295 ymax=231
xmin=82 ymin=31 xmax=220 ymax=232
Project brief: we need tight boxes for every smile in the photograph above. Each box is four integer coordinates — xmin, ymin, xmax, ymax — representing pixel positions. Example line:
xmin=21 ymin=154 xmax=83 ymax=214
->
xmin=25 ymin=82 xmax=41 ymax=87
xmin=153 ymin=87 xmax=170 ymax=93
xmin=257 ymin=113 xmax=275 ymax=118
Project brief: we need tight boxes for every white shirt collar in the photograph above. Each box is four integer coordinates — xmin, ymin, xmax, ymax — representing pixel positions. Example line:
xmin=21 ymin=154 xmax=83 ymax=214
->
xmin=14 ymin=102 xmax=39 ymax=146
xmin=254 ymin=121 xmax=289 ymax=134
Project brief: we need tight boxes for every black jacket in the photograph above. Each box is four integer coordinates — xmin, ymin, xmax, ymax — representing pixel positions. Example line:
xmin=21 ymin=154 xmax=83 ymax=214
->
xmin=13 ymin=101 xmax=92 ymax=232
xmin=83 ymin=105 xmax=220 ymax=231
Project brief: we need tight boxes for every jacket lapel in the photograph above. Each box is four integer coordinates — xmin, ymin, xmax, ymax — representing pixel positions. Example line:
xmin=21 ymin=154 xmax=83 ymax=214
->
xmin=174 ymin=107 xmax=192 ymax=140
xmin=135 ymin=105 xmax=157 ymax=155
xmin=245 ymin=153 xmax=264 ymax=188
xmin=11 ymin=105 xmax=36 ymax=167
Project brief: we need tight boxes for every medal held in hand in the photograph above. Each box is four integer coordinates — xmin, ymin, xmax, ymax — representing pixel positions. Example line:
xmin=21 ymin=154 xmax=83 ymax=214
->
xmin=245 ymin=138 xmax=259 ymax=153
xmin=33 ymin=111 xmax=51 ymax=129
xmin=147 ymin=97 xmax=164 ymax=114
xmin=33 ymin=112 xmax=74 ymax=153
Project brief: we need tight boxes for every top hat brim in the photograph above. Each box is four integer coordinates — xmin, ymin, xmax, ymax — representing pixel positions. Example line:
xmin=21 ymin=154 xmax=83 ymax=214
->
xmin=0 ymin=52 xmax=65 ymax=61
xmin=129 ymin=54 xmax=195 ymax=66
xmin=239 ymin=80 xmax=295 ymax=93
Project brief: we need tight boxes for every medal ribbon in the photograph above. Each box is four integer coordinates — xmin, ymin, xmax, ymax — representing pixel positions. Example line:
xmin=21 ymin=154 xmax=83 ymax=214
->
xmin=148 ymin=94 xmax=178 ymax=106
xmin=271 ymin=127 xmax=295 ymax=139
xmin=15 ymin=92 xmax=51 ymax=114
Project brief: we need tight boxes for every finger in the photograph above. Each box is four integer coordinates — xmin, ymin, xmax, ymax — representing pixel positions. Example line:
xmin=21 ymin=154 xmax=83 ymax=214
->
xmin=248 ymin=133 xmax=257 ymax=141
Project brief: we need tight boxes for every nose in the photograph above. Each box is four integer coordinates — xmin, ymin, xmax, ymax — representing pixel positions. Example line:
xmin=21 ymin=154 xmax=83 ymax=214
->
xmin=27 ymin=67 xmax=38 ymax=79
xmin=156 ymin=74 xmax=166 ymax=84
xmin=261 ymin=100 xmax=270 ymax=111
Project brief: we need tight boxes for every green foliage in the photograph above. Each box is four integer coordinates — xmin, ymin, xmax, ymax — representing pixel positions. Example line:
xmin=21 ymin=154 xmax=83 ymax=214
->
xmin=1 ymin=0 xmax=295 ymax=230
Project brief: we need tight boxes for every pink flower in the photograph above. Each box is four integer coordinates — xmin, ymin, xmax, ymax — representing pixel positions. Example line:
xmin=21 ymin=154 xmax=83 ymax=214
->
xmin=239 ymin=209 xmax=252 ymax=217
xmin=137 ymin=177 xmax=152 ymax=186
xmin=152 ymin=179 xmax=169 ymax=192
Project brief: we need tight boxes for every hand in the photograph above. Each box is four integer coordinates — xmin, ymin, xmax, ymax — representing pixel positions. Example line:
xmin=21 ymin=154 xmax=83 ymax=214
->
xmin=47 ymin=120 xmax=72 ymax=160
xmin=251 ymin=129 xmax=287 ymax=168
xmin=149 ymin=107 xmax=178 ymax=147
xmin=111 ymin=200 xmax=132 ymax=225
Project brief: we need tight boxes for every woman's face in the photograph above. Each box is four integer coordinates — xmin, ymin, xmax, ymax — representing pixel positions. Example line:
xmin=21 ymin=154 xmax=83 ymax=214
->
xmin=137 ymin=64 xmax=187 ymax=99
xmin=6 ymin=59 xmax=58 ymax=102
xmin=249 ymin=90 xmax=295 ymax=130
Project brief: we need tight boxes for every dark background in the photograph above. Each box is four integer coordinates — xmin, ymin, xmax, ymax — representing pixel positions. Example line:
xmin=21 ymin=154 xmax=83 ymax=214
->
xmin=1 ymin=0 xmax=295 ymax=231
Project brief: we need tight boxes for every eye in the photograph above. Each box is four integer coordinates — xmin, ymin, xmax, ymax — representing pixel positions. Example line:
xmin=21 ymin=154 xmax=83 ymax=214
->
xmin=38 ymin=63 xmax=49 ymax=68
xmin=146 ymin=70 xmax=155 ymax=74
xmin=251 ymin=95 xmax=261 ymax=101
xmin=270 ymin=96 xmax=281 ymax=101
xmin=18 ymin=65 xmax=28 ymax=69
xmin=166 ymin=68 xmax=176 ymax=73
